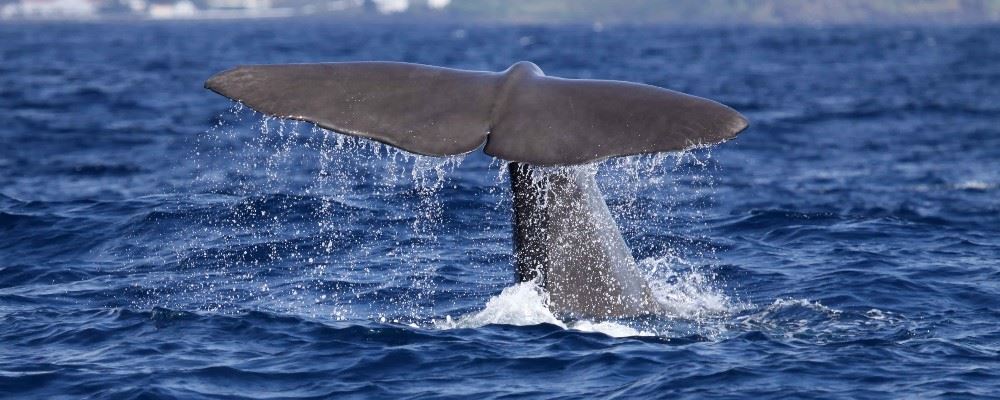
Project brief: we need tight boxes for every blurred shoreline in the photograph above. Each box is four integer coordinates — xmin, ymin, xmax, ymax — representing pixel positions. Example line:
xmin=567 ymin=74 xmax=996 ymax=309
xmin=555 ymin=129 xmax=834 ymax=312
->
xmin=3 ymin=0 xmax=999 ymax=25
xmin=4 ymin=15 xmax=1000 ymax=28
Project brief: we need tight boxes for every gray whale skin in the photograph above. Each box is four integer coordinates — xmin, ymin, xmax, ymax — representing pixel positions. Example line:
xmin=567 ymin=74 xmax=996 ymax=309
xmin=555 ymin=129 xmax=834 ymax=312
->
xmin=206 ymin=61 xmax=748 ymax=319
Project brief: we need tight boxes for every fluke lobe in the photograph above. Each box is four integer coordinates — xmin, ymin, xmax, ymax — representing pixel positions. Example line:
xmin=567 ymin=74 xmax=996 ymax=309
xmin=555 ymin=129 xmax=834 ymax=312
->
xmin=206 ymin=61 xmax=748 ymax=319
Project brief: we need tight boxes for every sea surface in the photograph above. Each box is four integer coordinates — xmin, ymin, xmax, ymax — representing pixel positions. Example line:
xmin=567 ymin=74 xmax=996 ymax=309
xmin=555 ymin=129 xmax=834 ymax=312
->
xmin=1 ymin=21 xmax=999 ymax=399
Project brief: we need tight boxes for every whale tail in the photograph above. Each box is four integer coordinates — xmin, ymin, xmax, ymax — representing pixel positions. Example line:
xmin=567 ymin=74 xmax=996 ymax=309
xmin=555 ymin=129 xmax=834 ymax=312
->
xmin=205 ymin=61 xmax=748 ymax=319
xmin=205 ymin=61 xmax=747 ymax=166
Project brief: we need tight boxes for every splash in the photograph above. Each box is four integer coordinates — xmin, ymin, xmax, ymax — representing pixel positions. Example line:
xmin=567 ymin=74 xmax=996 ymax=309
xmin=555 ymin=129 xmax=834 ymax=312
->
xmin=135 ymin=107 xmax=469 ymax=320
xmin=641 ymin=255 xmax=734 ymax=319
xmin=439 ymin=281 xmax=562 ymax=327
xmin=145 ymin=105 xmax=740 ymax=339
xmin=434 ymin=281 xmax=654 ymax=338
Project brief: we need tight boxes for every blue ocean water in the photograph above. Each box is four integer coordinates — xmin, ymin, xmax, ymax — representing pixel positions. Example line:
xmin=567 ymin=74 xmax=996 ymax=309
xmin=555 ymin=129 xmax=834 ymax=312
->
xmin=2 ymin=20 xmax=999 ymax=398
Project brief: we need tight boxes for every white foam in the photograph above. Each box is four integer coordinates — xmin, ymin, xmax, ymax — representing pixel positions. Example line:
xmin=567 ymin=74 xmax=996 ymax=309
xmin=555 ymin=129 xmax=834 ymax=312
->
xmin=434 ymin=281 xmax=653 ymax=337
xmin=443 ymin=281 xmax=563 ymax=327
xmin=569 ymin=320 xmax=652 ymax=337
xmin=765 ymin=298 xmax=841 ymax=315
xmin=955 ymin=180 xmax=994 ymax=190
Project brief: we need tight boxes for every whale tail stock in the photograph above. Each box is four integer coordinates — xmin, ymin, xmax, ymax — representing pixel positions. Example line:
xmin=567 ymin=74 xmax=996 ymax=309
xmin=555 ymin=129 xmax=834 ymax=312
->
xmin=205 ymin=61 xmax=749 ymax=319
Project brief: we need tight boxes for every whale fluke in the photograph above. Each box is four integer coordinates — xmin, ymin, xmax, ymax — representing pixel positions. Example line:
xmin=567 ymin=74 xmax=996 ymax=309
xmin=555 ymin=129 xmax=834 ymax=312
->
xmin=206 ymin=62 xmax=497 ymax=157
xmin=205 ymin=61 xmax=747 ymax=166
xmin=206 ymin=61 xmax=749 ymax=320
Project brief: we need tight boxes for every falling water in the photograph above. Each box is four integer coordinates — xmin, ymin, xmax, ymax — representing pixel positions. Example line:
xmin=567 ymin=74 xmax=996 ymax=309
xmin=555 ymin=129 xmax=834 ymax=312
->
xmin=135 ymin=105 xmax=741 ymax=337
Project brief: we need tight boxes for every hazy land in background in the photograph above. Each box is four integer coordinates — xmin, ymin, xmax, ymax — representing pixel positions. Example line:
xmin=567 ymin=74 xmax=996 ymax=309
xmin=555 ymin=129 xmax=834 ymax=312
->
xmin=441 ymin=0 xmax=1000 ymax=24
xmin=3 ymin=0 xmax=1000 ymax=23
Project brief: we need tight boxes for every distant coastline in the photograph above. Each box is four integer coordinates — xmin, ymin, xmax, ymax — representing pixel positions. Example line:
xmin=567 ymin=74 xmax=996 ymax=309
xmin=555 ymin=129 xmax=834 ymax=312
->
xmin=3 ymin=0 xmax=1000 ymax=23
